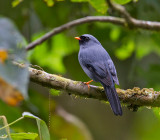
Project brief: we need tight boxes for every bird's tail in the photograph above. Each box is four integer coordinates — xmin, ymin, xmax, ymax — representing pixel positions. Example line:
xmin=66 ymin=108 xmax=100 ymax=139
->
xmin=103 ymin=84 xmax=122 ymax=116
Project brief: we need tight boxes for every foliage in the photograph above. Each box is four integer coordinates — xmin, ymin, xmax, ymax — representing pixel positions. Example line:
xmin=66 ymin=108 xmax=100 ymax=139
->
xmin=0 ymin=18 xmax=29 ymax=105
xmin=11 ymin=133 xmax=38 ymax=140
xmin=0 ymin=112 xmax=50 ymax=140
xmin=29 ymin=33 xmax=78 ymax=73
xmin=12 ymin=0 xmax=24 ymax=7
xmin=113 ymin=0 xmax=132 ymax=5
xmin=1 ymin=0 xmax=160 ymax=139
xmin=22 ymin=112 xmax=50 ymax=140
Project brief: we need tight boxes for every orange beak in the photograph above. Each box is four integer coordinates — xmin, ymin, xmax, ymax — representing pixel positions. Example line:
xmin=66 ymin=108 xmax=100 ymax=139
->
xmin=74 ymin=37 xmax=81 ymax=40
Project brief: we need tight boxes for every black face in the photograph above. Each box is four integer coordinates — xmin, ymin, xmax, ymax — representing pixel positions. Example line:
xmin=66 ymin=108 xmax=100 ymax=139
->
xmin=79 ymin=35 xmax=90 ymax=43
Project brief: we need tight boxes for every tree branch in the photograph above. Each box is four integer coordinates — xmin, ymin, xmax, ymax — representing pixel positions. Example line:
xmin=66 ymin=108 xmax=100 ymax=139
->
xmin=26 ymin=15 xmax=160 ymax=51
xmin=28 ymin=67 xmax=160 ymax=107
xmin=107 ymin=0 xmax=134 ymax=25
xmin=26 ymin=16 xmax=124 ymax=51
xmin=106 ymin=0 xmax=159 ymax=30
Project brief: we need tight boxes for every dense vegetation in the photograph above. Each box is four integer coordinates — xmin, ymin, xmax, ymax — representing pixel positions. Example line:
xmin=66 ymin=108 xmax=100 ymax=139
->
xmin=1 ymin=0 xmax=160 ymax=139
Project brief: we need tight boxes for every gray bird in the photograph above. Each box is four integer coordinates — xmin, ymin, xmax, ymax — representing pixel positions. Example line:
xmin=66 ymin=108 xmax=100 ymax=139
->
xmin=75 ymin=34 xmax=122 ymax=116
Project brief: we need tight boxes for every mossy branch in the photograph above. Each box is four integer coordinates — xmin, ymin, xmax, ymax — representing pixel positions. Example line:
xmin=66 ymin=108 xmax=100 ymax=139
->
xmin=29 ymin=67 xmax=160 ymax=107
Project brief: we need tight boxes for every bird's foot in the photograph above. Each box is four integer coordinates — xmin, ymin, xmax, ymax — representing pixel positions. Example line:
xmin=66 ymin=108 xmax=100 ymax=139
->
xmin=84 ymin=80 xmax=93 ymax=89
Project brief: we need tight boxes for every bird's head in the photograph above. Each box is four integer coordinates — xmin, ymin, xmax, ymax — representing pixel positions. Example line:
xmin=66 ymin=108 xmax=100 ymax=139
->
xmin=75 ymin=34 xmax=101 ymax=48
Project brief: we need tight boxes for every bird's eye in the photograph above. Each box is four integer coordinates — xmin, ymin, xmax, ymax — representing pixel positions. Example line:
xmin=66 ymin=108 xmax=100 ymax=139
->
xmin=85 ymin=37 xmax=90 ymax=41
xmin=80 ymin=36 xmax=90 ymax=42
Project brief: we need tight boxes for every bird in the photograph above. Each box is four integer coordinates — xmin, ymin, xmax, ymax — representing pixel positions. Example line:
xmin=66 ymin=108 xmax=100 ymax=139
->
xmin=75 ymin=34 xmax=122 ymax=116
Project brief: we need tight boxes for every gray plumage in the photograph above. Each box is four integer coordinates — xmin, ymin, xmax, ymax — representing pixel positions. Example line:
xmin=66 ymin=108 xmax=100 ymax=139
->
xmin=76 ymin=34 xmax=122 ymax=116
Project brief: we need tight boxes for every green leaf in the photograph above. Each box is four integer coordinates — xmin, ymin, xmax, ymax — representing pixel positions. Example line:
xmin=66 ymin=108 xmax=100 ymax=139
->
xmin=12 ymin=0 xmax=23 ymax=7
xmin=71 ymin=0 xmax=88 ymax=2
xmin=50 ymin=89 xmax=60 ymax=96
xmin=22 ymin=112 xmax=40 ymax=119
xmin=71 ymin=0 xmax=107 ymax=14
xmin=11 ymin=133 xmax=38 ymax=140
xmin=37 ymin=119 xmax=50 ymax=140
xmin=113 ymin=0 xmax=132 ymax=5
xmin=44 ymin=0 xmax=54 ymax=7
xmin=153 ymin=108 xmax=160 ymax=119
xmin=22 ymin=112 xmax=50 ymax=140
xmin=89 ymin=0 xmax=108 ymax=14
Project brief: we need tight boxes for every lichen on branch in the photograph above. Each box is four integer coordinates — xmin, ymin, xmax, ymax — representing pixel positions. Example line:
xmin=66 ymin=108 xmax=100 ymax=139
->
xmin=28 ymin=66 xmax=160 ymax=107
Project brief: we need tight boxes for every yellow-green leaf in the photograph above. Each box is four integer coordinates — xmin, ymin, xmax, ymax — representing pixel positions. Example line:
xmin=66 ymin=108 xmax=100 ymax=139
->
xmin=12 ymin=0 xmax=23 ymax=7
xmin=71 ymin=0 xmax=88 ymax=2
xmin=89 ymin=0 xmax=108 ymax=14
xmin=11 ymin=133 xmax=38 ymax=140
xmin=44 ymin=0 xmax=54 ymax=7
xmin=113 ymin=0 xmax=132 ymax=5
xmin=50 ymin=89 xmax=60 ymax=96
xmin=71 ymin=0 xmax=108 ymax=14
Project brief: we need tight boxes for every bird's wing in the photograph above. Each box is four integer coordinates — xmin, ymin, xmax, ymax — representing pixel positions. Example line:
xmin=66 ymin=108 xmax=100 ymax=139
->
xmin=107 ymin=60 xmax=119 ymax=85
xmin=86 ymin=62 xmax=112 ymax=86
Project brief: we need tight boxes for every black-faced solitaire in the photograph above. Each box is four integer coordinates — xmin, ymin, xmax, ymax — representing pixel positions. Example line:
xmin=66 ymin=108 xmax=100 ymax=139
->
xmin=75 ymin=34 xmax=122 ymax=116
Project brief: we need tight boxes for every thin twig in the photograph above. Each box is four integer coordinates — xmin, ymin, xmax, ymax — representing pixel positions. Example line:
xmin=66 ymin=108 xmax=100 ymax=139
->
xmin=106 ymin=0 xmax=134 ymax=24
xmin=26 ymin=16 xmax=124 ymax=51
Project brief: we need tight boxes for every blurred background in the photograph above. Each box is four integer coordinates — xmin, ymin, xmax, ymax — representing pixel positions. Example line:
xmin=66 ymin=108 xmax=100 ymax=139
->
xmin=1 ymin=0 xmax=160 ymax=139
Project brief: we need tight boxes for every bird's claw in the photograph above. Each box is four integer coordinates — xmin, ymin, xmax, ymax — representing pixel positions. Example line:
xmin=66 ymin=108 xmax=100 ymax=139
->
xmin=84 ymin=80 xmax=93 ymax=89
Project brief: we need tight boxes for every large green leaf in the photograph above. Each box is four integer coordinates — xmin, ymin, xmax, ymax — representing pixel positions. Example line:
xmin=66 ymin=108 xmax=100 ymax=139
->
xmin=71 ymin=0 xmax=107 ymax=14
xmin=22 ymin=112 xmax=50 ymax=140
xmin=36 ymin=119 xmax=50 ymax=140
xmin=0 ymin=112 xmax=48 ymax=140
xmin=89 ymin=0 xmax=107 ymax=14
